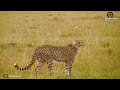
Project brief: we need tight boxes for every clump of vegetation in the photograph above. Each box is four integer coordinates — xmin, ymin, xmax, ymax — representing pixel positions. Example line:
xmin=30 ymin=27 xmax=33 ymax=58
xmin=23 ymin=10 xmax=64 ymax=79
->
xmin=8 ymin=42 xmax=17 ymax=47
xmin=101 ymin=41 xmax=110 ymax=48
xmin=27 ymin=43 xmax=34 ymax=47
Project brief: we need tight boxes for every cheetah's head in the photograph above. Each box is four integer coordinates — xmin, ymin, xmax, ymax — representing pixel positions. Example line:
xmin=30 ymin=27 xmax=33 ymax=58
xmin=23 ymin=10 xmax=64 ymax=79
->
xmin=72 ymin=40 xmax=83 ymax=49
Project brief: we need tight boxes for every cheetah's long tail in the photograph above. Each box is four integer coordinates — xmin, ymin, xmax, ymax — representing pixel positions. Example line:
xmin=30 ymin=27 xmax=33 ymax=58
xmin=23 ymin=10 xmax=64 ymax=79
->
xmin=14 ymin=53 xmax=36 ymax=71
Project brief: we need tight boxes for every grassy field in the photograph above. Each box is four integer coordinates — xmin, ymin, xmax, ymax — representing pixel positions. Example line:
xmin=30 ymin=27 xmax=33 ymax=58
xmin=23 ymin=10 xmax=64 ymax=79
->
xmin=0 ymin=11 xmax=120 ymax=79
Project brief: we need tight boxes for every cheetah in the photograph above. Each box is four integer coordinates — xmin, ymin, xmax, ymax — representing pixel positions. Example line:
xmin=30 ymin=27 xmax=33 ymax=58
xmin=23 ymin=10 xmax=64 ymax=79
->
xmin=14 ymin=40 xmax=83 ymax=77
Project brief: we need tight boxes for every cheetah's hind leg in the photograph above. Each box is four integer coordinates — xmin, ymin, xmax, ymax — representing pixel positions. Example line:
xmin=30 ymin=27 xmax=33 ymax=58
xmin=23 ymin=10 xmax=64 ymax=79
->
xmin=47 ymin=60 xmax=53 ymax=75
xmin=34 ymin=61 xmax=44 ymax=76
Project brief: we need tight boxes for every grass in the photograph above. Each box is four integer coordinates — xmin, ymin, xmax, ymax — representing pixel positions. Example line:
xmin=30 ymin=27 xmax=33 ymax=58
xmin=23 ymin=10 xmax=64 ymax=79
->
xmin=0 ymin=11 xmax=120 ymax=79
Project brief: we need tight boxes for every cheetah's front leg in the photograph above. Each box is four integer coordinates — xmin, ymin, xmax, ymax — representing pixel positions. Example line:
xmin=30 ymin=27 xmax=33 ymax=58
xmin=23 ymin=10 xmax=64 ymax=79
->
xmin=65 ymin=63 xmax=72 ymax=78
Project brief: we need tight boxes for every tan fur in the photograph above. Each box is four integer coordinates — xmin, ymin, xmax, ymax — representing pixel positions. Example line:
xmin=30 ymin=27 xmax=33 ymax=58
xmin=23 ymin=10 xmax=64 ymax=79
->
xmin=14 ymin=40 xmax=83 ymax=76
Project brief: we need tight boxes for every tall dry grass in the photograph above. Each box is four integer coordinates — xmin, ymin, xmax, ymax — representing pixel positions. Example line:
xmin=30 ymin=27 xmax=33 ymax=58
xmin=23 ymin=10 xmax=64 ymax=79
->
xmin=0 ymin=11 xmax=120 ymax=79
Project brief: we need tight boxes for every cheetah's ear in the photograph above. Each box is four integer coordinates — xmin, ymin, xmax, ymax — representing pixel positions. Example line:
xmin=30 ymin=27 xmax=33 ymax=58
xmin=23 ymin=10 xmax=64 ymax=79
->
xmin=72 ymin=39 xmax=83 ymax=45
xmin=72 ymin=39 xmax=77 ymax=45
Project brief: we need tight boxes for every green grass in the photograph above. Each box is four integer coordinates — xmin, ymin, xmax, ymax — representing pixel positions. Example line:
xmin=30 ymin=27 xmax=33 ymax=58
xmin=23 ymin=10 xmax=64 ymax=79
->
xmin=0 ymin=11 xmax=120 ymax=79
